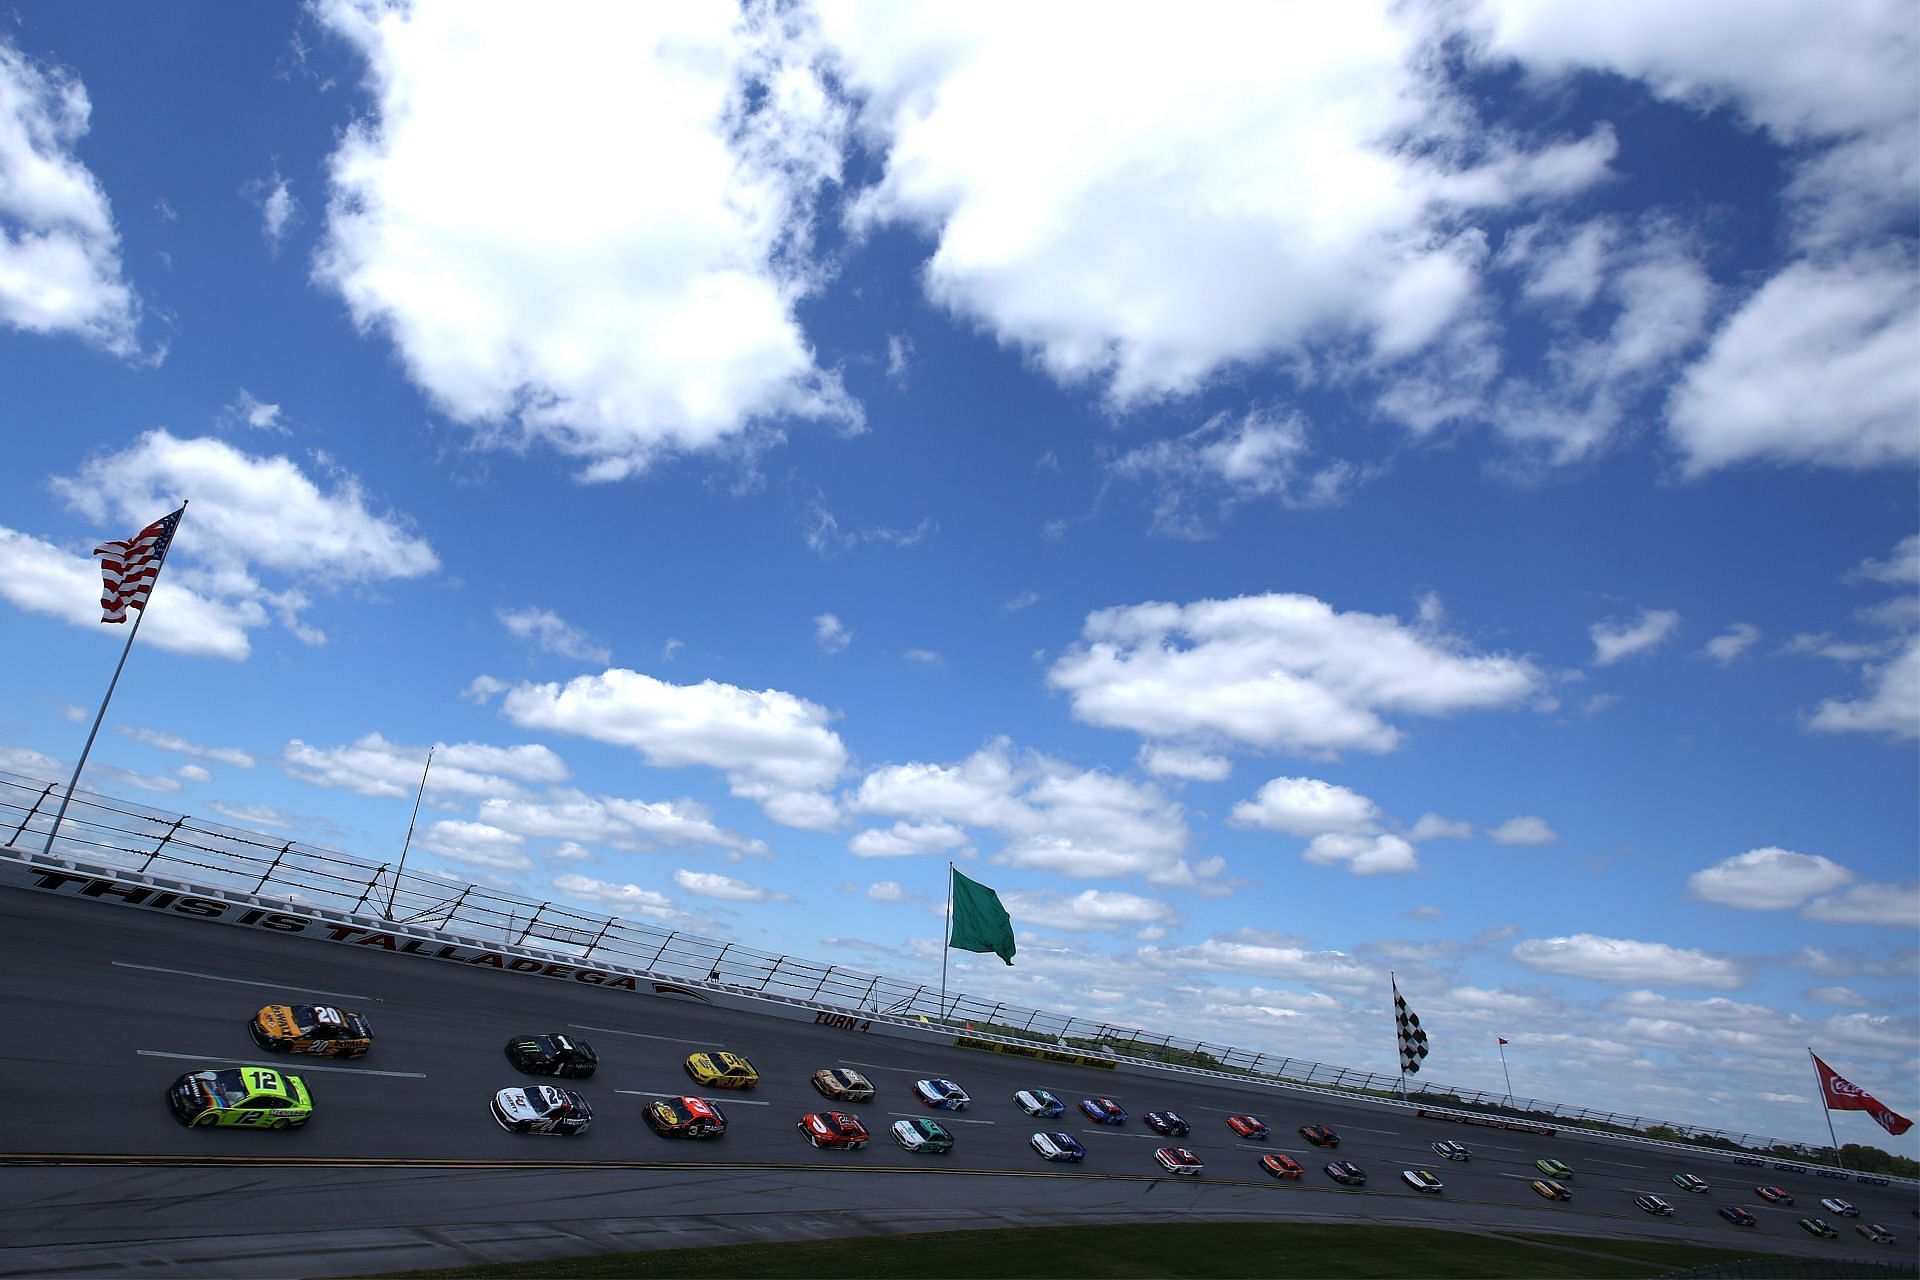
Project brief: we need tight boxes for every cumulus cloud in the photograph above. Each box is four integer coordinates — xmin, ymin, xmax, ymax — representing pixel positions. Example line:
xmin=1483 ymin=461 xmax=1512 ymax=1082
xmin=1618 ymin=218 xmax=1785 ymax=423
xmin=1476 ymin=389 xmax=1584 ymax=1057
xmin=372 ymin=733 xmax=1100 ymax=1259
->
xmin=1231 ymin=776 xmax=1380 ymax=838
xmin=673 ymin=868 xmax=779 ymax=902
xmin=1806 ymin=634 xmax=1920 ymax=741
xmin=226 ymin=389 xmax=285 ymax=432
xmin=499 ymin=667 xmax=848 ymax=825
xmin=813 ymin=612 xmax=852 ymax=653
xmin=1852 ymin=535 xmax=1920 ymax=587
xmin=1407 ymin=813 xmax=1473 ymax=842
xmin=245 ymin=167 xmax=299 ymax=252
xmin=418 ymin=819 xmax=531 ymax=871
xmin=1001 ymin=888 xmax=1180 ymax=935
xmin=282 ymin=733 xmax=568 ymax=801
xmin=312 ymin=1 xmax=861 ymax=481
xmin=1802 ymin=882 xmax=1920 ymax=928
xmin=1687 ymin=847 xmax=1853 ymax=910
xmin=1141 ymin=929 xmax=1376 ymax=990
xmin=1136 ymin=745 xmax=1232 ymax=782
xmin=1488 ymin=815 xmax=1559 ymax=846
xmin=866 ymin=880 xmax=907 ymax=902
xmin=479 ymin=788 xmax=765 ymax=857
xmin=1703 ymin=623 xmax=1761 ymax=666
xmin=498 ymin=608 xmax=612 ymax=665
xmin=848 ymin=820 xmax=967 ymax=859
xmin=1048 ymin=593 xmax=1541 ymax=757
xmin=1590 ymin=607 xmax=1680 ymax=665
xmin=551 ymin=872 xmax=684 ymax=922
xmin=1302 ymin=831 xmax=1419 ymax=876
xmin=118 ymin=726 xmax=255 ymax=768
xmin=1513 ymin=933 xmax=1745 ymax=989
xmin=0 ymin=39 xmax=144 ymax=354
xmin=1110 ymin=408 xmax=1360 ymax=538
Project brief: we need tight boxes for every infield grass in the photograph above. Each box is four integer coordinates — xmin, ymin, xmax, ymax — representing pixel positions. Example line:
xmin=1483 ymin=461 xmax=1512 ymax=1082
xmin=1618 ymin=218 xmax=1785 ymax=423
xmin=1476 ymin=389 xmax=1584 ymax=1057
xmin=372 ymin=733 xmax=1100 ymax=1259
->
xmin=377 ymin=1221 xmax=1805 ymax=1278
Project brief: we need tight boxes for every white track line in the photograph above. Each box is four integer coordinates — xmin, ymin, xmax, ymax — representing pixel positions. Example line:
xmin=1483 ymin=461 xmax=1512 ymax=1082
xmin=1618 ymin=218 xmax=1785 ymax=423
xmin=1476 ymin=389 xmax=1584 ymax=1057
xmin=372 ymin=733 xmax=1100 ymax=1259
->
xmin=136 ymin=1049 xmax=424 ymax=1078
xmin=112 ymin=962 xmax=373 ymax=1001
xmin=886 ymin=1111 xmax=995 ymax=1125
xmin=571 ymin=1024 xmax=719 ymax=1045
xmin=614 ymin=1089 xmax=771 ymax=1106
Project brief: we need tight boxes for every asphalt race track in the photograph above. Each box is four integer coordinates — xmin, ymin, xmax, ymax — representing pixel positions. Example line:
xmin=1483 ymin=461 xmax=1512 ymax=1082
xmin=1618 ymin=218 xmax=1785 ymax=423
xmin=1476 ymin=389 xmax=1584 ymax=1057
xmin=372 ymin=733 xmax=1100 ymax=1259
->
xmin=2 ymin=884 xmax=1913 ymax=1277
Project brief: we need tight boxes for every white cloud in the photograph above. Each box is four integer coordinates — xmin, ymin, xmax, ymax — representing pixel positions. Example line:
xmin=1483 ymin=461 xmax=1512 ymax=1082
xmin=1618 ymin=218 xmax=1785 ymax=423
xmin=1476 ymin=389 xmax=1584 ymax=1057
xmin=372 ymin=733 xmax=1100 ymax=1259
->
xmin=1001 ymin=888 xmax=1180 ymax=935
xmin=118 ymin=727 xmax=256 ymax=768
xmin=312 ymin=1 xmax=861 ymax=481
xmin=1230 ymin=776 xmax=1380 ymax=838
xmin=902 ymin=647 xmax=942 ymax=666
xmin=478 ymin=788 xmax=765 ymax=857
xmin=673 ymin=868 xmax=778 ymax=902
xmin=1513 ymin=933 xmax=1745 ymax=989
xmin=1807 ymin=986 xmax=1868 ymax=1007
xmin=1853 ymin=535 xmax=1920 ymax=588
xmin=1803 ymin=882 xmax=1920 ymax=928
xmin=1302 ymin=831 xmax=1419 ymax=876
xmin=1687 ymin=846 xmax=1853 ymax=910
xmin=1405 ymin=904 xmax=1445 ymax=921
xmin=176 ymin=764 xmax=213 ymax=784
xmin=1002 ymin=590 xmax=1041 ymax=615
xmin=1668 ymin=252 xmax=1920 ymax=474
xmin=885 ymin=333 xmax=911 ymax=384
xmin=551 ymin=872 xmax=683 ymax=922
xmin=227 ymin=389 xmax=285 ymax=432
xmin=1806 ymin=634 xmax=1920 ymax=741
xmin=1488 ymin=815 xmax=1559 ymax=846
xmin=0 ymin=39 xmax=144 ymax=354
xmin=418 ymin=819 xmax=531 ymax=871
xmin=825 ymin=4 xmax=1614 ymax=405
xmin=851 ymin=738 xmax=1200 ymax=885
xmin=498 ymin=607 xmax=611 ymax=665
xmin=246 ymin=168 xmax=298 ymax=252
xmin=282 ymin=732 xmax=567 ymax=801
xmin=801 ymin=496 xmax=936 ymax=557
xmin=1703 ymin=623 xmax=1761 ymax=666
xmin=1136 ymin=745 xmax=1232 ymax=782
xmin=0 ymin=746 xmax=60 ymax=781
xmin=1142 ymin=929 xmax=1376 ymax=989
xmin=1048 ymin=593 xmax=1541 ymax=757
xmin=208 ymin=800 xmax=291 ymax=829
xmin=1111 ymin=408 xmax=1359 ymax=538
xmin=1407 ymin=812 xmax=1473 ymax=842
xmin=499 ymin=668 xmax=848 ymax=824
xmin=866 ymin=880 xmax=907 ymax=902
xmin=813 ymin=612 xmax=852 ymax=653
xmin=462 ymin=675 xmax=508 ymax=705
xmin=1590 ymin=607 xmax=1680 ymax=665
xmin=848 ymin=820 xmax=967 ymax=859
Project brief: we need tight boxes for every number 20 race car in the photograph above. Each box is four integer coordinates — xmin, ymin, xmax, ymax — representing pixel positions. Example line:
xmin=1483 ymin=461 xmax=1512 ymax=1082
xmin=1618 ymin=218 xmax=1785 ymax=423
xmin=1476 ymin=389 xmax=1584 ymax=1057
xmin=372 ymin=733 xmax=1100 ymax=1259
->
xmin=168 ymin=1067 xmax=313 ymax=1129
xmin=249 ymin=1004 xmax=371 ymax=1058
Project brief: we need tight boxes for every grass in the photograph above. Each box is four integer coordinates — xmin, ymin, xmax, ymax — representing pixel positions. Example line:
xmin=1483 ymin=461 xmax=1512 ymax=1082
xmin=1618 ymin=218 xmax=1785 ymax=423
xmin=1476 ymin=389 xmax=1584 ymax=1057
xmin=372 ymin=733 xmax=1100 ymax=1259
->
xmin=373 ymin=1221 xmax=1800 ymax=1279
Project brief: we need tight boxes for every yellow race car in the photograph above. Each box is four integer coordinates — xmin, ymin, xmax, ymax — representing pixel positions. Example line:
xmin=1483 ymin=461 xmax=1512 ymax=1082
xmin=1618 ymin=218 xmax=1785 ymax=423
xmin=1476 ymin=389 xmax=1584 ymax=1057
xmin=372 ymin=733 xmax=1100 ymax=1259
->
xmin=168 ymin=1066 xmax=313 ymax=1129
xmin=684 ymin=1049 xmax=758 ymax=1089
xmin=249 ymin=1004 xmax=372 ymax=1058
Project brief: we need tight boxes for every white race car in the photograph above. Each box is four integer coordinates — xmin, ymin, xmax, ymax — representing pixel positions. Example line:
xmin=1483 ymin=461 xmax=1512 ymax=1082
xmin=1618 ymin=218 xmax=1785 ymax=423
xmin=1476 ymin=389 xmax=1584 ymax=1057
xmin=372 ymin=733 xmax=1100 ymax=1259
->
xmin=1430 ymin=1139 xmax=1471 ymax=1161
xmin=1031 ymin=1131 xmax=1086 ymax=1162
xmin=1820 ymin=1197 xmax=1859 ymax=1217
xmin=1155 ymin=1146 xmax=1204 ymax=1175
xmin=491 ymin=1084 xmax=591 ymax=1135
xmin=1401 ymin=1169 xmax=1443 ymax=1193
xmin=913 ymin=1078 xmax=971 ymax=1110
xmin=1636 ymin=1194 xmax=1675 ymax=1216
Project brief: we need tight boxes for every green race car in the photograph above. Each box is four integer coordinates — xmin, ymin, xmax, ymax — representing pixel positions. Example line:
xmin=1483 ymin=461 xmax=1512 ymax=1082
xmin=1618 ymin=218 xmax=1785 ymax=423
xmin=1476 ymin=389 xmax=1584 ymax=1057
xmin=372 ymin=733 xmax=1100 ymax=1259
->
xmin=890 ymin=1116 xmax=954 ymax=1153
xmin=168 ymin=1066 xmax=313 ymax=1128
xmin=1535 ymin=1157 xmax=1573 ymax=1178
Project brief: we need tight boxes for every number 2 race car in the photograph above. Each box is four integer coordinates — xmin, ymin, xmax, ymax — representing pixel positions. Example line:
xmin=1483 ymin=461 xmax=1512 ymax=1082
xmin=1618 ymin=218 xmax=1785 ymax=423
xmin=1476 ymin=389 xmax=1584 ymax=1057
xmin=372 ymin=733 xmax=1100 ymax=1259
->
xmin=168 ymin=1067 xmax=313 ymax=1129
xmin=249 ymin=1004 xmax=371 ymax=1058
xmin=492 ymin=1084 xmax=593 ymax=1135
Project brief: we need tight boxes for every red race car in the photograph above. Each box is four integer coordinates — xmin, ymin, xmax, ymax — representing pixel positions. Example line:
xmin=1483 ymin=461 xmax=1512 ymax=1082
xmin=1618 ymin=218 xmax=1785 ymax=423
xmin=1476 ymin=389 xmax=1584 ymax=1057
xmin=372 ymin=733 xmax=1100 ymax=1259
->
xmin=1756 ymin=1186 xmax=1795 ymax=1205
xmin=798 ymin=1111 xmax=869 ymax=1150
xmin=1299 ymin=1124 xmax=1340 ymax=1147
xmin=1261 ymin=1153 xmax=1304 ymax=1180
xmin=1227 ymin=1114 xmax=1270 ymax=1139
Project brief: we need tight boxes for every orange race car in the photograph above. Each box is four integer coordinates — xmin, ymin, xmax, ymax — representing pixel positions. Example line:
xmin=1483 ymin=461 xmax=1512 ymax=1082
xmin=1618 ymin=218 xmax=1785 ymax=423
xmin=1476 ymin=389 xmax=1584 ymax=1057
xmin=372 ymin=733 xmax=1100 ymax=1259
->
xmin=249 ymin=1004 xmax=372 ymax=1058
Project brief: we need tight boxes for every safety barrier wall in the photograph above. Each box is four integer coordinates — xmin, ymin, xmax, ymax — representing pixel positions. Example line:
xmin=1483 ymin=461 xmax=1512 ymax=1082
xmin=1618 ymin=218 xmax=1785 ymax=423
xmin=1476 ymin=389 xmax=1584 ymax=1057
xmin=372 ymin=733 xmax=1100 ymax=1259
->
xmin=3 ymin=768 xmax=1909 ymax=1182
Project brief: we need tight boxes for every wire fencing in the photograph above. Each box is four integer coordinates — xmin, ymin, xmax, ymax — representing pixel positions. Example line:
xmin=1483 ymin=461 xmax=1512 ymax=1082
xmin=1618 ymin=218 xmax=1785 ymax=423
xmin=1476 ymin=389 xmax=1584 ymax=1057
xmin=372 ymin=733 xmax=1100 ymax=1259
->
xmin=0 ymin=767 xmax=1882 ymax=1168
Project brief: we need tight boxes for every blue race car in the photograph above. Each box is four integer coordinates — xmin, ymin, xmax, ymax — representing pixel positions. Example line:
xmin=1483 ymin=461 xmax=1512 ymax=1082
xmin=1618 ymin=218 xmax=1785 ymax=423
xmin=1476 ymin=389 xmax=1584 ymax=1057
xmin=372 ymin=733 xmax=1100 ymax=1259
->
xmin=1079 ymin=1096 xmax=1128 ymax=1124
xmin=1031 ymin=1131 xmax=1086 ymax=1162
xmin=1015 ymin=1088 xmax=1065 ymax=1117
xmin=913 ymin=1078 xmax=971 ymax=1110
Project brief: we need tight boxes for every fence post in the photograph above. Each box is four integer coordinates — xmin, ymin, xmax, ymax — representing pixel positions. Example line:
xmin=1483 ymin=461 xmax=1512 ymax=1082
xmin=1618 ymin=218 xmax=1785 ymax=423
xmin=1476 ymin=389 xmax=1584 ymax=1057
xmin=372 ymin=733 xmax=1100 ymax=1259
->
xmin=250 ymin=841 xmax=293 ymax=893
xmin=6 ymin=783 xmax=55 ymax=846
xmin=708 ymin=943 xmax=732 ymax=982
xmin=580 ymin=915 xmax=616 ymax=961
xmin=810 ymin=966 xmax=836 ymax=1000
xmin=351 ymin=864 xmax=389 ymax=915
xmin=141 ymin=815 xmax=189 ymax=872
xmin=646 ymin=931 xmax=679 ymax=969
xmin=516 ymin=901 xmax=549 ymax=946
xmin=759 ymin=956 xmax=783 ymax=991
xmin=861 ymin=975 xmax=880 ymax=1011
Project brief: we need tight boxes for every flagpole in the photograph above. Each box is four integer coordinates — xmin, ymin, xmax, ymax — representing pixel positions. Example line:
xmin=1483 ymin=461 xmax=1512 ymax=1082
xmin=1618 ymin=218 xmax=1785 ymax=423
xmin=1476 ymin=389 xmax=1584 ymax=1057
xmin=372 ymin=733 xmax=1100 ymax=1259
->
xmin=1810 ymin=1047 xmax=1847 ymax=1170
xmin=1499 ymin=1038 xmax=1514 ymax=1103
xmin=939 ymin=861 xmax=953 ymax=1026
xmin=384 ymin=747 xmax=434 ymax=920
xmin=1391 ymin=971 xmax=1405 ymax=1102
xmin=41 ymin=501 xmax=187 ymax=858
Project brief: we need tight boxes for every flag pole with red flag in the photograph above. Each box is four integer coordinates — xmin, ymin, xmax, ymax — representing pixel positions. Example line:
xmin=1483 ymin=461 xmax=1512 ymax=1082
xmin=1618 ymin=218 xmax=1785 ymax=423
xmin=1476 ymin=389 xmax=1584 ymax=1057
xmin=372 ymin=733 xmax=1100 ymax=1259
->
xmin=42 ymin=502 xmax=188 ymax=856
xmin=1808 ymin=1047 xmax=1915 ymax=1170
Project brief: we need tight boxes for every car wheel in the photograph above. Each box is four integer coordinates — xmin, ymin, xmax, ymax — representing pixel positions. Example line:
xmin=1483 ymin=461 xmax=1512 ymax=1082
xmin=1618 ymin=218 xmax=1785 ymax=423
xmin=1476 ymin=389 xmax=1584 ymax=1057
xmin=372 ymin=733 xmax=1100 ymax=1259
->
xmin=267 ymin=1118 xmax=289 ymax=1131
xmin=193 ymin=1113 xmax=217 ymax=1128
xmin=516 ymin=1121 xmax=532 ymax=1133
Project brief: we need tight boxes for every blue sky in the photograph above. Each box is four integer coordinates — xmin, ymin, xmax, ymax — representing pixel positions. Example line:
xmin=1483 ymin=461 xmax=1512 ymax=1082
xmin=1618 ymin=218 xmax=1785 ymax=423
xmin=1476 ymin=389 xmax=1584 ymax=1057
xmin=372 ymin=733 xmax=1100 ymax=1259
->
xmin=1 ymin=2 xmax=1915 ymax=1152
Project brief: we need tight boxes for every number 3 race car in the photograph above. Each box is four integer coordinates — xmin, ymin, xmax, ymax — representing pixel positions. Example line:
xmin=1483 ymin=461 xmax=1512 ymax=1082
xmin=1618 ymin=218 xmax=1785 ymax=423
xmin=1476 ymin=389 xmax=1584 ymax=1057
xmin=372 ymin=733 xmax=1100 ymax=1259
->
xmin=168 ymin=1067 xmax=313 ymax=1129
xmin=249 ymin=1004 xmax=371 ymax=1058
xmin=491 ymin=1084 xmax=593 ymax=1134
xmin=643 ymin=1095 xmax=727 ymax=1139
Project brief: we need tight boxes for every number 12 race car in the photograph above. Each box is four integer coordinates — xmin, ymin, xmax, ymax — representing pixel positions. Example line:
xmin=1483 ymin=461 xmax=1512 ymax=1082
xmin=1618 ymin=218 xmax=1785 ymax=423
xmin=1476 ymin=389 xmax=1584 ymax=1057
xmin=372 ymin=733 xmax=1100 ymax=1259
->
xmin=169 ymin=1067 xmax=313 ymax=1129
xmin=250 ymin=1005 xmax=372 ymax=1058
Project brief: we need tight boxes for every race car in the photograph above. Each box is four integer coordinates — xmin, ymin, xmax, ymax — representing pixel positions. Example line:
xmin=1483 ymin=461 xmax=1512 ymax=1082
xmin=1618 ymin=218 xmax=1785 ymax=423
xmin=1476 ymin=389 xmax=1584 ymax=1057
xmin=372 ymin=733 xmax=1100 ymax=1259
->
xmin=1324 ymin=1160 xmax=1367 ymax=1186
xmin=1079 ymin=1097 xmax=1128 ymax=1124
xmin=1299 ymin=1124 xmax=1339 ymax=1147
xmin=1531 ymin=1178 xmax=1571 ymax=1201
xmin=684 ymin=1050 xmax=758 ymax=1090
xmin=1155 ymin=1146 xmax=1204 ymax=1175
xmin=1819 ymin=1197 xmax=1858 ymax=1217
xmin=891 ymin=1117 xmax=953 ymax=1153
xmin=504 ymin=1032 xmax=597 ymax=1078
xmin=1535 ymin=1157 xmax=1573 ymax=1179
xmin=1031 ymin=1131 xmax=1086 ymax=1162
xmin=798 ymin=1111 xmax=869 ymax=1150
xmin=1261 ymin=1153 xmax=1304 ymax=1180
xmin=168 ymin=1066 xmax=312 ymax=1129
xmin=1145 ymin=1110 xmax=1190 ymax=1137
xmin=642 ymin=1094 xmax=727 ymax=1139
xmin=1636 ymin=1194 xmax=1675 ymax=1216
xmin=1673 ymin=1172 xmax=1711 ymax=1193
xmin=1718 ymin=1205 xmax=1758 ymax=1227
xmin=1430 ymin=1139 xmax=1471 ymax=1161
xmin=1796 ymin=1217 xmax=1838 ymax=1239
xmin=1227 ymin=1114 xmax=1269 ymax=1139
xmin=913 ymin=1078 xmax=971 ymax=1110
xmin=249 ymin=1004 xmax=372 ymax=1058
xmin=1755 ymin=1185 xmax=1793 ymax=1205
xmin=491 ymin=1083 xmax=592 ymax=1135
xmin=1401 ymin=1169 xmax=1443 ymax=1193
xmin=811 ymin=1068 xmax=875 ymax=1102
xmin=1856 ymin=1222 xmax=1896 ymax=1244
xmin=1015 ymin=1088 xmax=1065 ymax=1117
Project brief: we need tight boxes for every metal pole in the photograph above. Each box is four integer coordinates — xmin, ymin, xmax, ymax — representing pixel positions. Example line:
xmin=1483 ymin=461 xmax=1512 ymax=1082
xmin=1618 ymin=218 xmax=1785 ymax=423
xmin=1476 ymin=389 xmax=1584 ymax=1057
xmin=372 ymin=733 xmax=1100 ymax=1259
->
xmin=8 ymin=783 xmax=54 ymax=846
xmin=384 ymin=748 xmax=433 ymax=919
xmin=1809 ymin=1048 xmax=1847 ymax=1170
xmin=1499 ymin=1038 xmax=1514 ymax=1102
xmin=938 ymin=861 xmax=952 ymax=1028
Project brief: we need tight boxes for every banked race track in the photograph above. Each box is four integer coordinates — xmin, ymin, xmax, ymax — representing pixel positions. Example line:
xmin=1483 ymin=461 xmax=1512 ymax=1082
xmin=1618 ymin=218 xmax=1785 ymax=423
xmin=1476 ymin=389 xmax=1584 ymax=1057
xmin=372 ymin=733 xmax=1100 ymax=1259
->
xmin=1 ymin=870 xmax=1912 ymax=1278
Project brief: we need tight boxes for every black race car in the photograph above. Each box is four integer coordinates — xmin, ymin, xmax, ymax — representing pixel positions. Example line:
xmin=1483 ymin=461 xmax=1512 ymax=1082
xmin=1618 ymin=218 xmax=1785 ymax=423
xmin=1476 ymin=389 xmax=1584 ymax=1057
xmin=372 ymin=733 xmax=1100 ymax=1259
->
xmin=1718 ymin=1206 xmax=1758 ymax=1227
xmin=1299 ymin=1124 xmax=1340 ymax=1147
xmin=1324 ymin=1160 xmax=1367 ymax=1185
xmin=1145 ymin=1110 xmax=1191 ymax=1137
xmin=504 ymin=1032 xmax=598 ymax=1078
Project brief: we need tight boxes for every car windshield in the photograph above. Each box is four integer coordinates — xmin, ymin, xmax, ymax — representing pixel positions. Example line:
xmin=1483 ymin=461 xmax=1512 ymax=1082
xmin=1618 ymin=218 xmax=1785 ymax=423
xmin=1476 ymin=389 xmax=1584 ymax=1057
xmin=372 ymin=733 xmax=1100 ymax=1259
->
xmin=529 ymin=1089 xmax=566 ymax=1115
xmin=206 ymin=1070 xmax=254 ymax=1104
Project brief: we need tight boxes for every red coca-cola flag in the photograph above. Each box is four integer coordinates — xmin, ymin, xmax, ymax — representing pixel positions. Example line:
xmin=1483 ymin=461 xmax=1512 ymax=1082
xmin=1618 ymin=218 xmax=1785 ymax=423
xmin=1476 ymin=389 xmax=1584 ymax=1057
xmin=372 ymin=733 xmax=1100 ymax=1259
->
xmin=1811 ymin=1052 xmax=1913 ymax=1136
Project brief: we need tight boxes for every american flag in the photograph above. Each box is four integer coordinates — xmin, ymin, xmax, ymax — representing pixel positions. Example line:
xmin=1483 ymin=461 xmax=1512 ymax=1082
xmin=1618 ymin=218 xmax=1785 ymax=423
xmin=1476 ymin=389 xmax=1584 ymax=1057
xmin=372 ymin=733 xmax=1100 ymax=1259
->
xmin=1394 ymin=975 xmax=1430 ymax=1074
xmin=94 ymin=507 xmax=185 ymax=623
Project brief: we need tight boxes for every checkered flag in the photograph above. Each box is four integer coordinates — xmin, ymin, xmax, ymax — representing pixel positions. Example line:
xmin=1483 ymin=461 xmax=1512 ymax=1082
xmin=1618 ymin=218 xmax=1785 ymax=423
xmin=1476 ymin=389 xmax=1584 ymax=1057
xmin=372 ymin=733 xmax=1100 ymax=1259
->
xmin=1394 ymin=976 xmax=1429 ymax=1074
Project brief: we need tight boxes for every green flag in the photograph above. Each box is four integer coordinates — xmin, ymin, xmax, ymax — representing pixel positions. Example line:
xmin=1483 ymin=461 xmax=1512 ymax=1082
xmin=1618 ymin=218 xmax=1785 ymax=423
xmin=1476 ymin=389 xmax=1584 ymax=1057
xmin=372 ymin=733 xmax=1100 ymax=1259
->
xmin=948 ymin=868 xmax=1016 ymax=966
